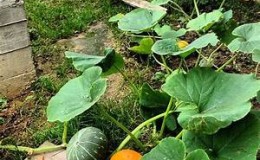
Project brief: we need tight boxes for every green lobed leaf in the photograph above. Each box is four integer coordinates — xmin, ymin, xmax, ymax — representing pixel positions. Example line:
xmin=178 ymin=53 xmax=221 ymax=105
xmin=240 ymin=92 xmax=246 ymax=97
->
xmin=151 ymin=0 xmax=171 ymax=5
xmin=129 ymin=38 xmax=154 ymax=54
xmin=252 ymin=49 xmax=260 ymax=63
xmin=65 ymin=51 xmax=104 ymax=72
xmin=187 ymin=10 xmax=223 ymax=31
xmin=118 ymin=8 xmax=166 ymax=33
xmin=109 ymin=13 xmax=124 ymax=23
xmin=154 ymin=24 xmax=186 ymax=38
xmin=66 ymin=48 xmax=124 ymax=76
xmin=162 ymin=67 xmax=260 ymax=134
xmin=186 ymin=149 xmax=210 ymax=160
xmin=228 ymin=22 xmax=260 ymax=53
xmin=67 ymin=127 xmax=107 ymax=160
xmin=152 ymin=38 xmax=178 ymax=55
xmin=142 ymin=137 xmax=185 ymax=160
xmin=47 ymin=67 xmax=107 ymax=122
xmin=183 ymin=114 xmax=260 ymax=160
xmin=139 ymin=83 xmax=170 ymax=108
xmin=171 ymin=33 xmax=219 ymax=57
xmin=142 ymin=138 xmax=210 ymax=160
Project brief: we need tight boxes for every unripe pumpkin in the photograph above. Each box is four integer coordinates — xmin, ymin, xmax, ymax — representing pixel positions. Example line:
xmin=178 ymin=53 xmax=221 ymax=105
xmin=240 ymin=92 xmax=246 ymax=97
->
xmin=111 ymin=149 xmax=142 ymax=160
xmin=177 ymin=40 xmax=189 ymax=49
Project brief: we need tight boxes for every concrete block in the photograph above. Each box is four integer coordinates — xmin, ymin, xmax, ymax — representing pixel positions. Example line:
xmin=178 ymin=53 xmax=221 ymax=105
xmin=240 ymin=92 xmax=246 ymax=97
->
xmin=0 ymin=21 xmax=30 ymax=54
xmin=0 ymin=71 xmax=35 ymax=98
xmin=0 ymin=47 xmax=35 ymax=81
xmin=0 ymin=5 xmax=26 ymax=26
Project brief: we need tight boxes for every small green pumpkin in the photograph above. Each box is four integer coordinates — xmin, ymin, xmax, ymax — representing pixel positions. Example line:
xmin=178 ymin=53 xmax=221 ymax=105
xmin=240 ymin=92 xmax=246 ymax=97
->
xmin=67 ymin=127 xmax=107 ymax=160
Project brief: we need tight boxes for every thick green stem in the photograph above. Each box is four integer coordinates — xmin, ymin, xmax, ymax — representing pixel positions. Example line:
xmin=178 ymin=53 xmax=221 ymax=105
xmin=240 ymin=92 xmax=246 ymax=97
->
xmin=62 ymin=121 xmax=68 ymax=144
xmin=152 ymin=55 xmax=173 ymax=72
xmin=217 ymin=54 xmax=237 ymax=72
xmin=116 ymin=110 xmax=175 ymax=152
xmin=219 ymin=0 xmax=226 ymax=9
xmin=115 ymin=66 xmax=140 ymax=96
xmin=255 ymin=63 xmax=259 ymax=77
xmin=208 ymin=44 xmax=223 ymax=60
xmin=0 ymin=144 xmax=66 ymax=155
xmin=176 ymin=130 xmax=184 ymax=139
xmin=159 ymin=97 xmax=174 ymax=138
xmin=161 ymin=55 xmax=170 ymax=74
xmin=99 ymin=106 xmax=145 ymax=151
xmin=127 ymin=34 xmax=162 ymax=39
xmin=194 ymin=0 xmax=200 ymax=16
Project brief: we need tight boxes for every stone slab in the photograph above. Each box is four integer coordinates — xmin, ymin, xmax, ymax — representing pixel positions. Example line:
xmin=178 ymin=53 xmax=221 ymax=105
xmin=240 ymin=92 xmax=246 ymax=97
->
xmin=0 ymin=5 xmax=26 ymax=26
xmin=0 ymin=71 xmax=35 ymax=98
xmin=28 ymin=141 xmax=66 ymax=160
xmin=0 ymin=47 xmax=35 ymax=81
xmin=0 ymin=21 xmax=30 ymax=54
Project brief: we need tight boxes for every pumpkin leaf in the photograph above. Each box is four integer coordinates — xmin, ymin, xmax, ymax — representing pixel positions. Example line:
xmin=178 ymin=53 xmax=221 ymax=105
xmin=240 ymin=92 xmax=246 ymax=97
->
xmin=65 ymin=51 xmax=104 ymax=72
xmin=142 ymin=138 xmax=210 ymax=160
xmin=154 ymin=24 xmax=186 ymax=38
xmin=67 ymin=127 xmax=107 ymax=160
xmin=252 ymin=49 xmax=260 ymax=63
xmin=109 ymin=13 xmax=125 ymax=23
xmin=118 ymin=8 xmax=166 ymax=33
xmin=139 ymin=83 xmax=170 ymax=108
xmin=152 ymin=38 xmax=178 ymax=55
xmin=177 ymin=33 xmax=219 ymax=57
xmin=142 ymin=138 xmax=185 ymax=160
xmin=186 ymin=149 xmax=210 ymax=160
xmin=228 ymin=22 xmax=260 ymax=53
xmin=151 ymin=0 xmax=171 ymax=5
xmin=162 ymin=67 xmax=260 ymax=134
xmin=47 ymin=67 xmax=107 ymax=122
xmin=129 ymin=38 xmax=154 ymax=54
xmin=187 ymin=10 xmax=223 ymax=31
xmin=183 ymin=114 xmax=260 ymax=160
xmin=66 ymin=48 xmax=124 ymax=76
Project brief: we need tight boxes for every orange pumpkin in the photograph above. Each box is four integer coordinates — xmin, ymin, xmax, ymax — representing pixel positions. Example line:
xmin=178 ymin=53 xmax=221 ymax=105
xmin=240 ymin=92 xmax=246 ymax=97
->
xmin=111 ymin=149 xmax=142 ymax=160
xmin=177 ymin=40 xmax=189 ymax=49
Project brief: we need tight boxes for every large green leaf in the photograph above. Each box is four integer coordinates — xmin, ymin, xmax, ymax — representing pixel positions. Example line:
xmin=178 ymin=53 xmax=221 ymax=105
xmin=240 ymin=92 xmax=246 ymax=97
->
xmin=66 ymin=48 xmax=124 ymax=76
xmin=175 ymin=33 xmax=219 ymax=57
xmin=151 ymin=0 xmax=171 ymax=5
xmin=65 ymin=51 xmax=104 ymax=72
xmin=252 ymin=49 xmax=260 ymax=63
xmin=118 ymin=8 xmax=166 ymax=33
xmin=183 ymin=114 xmax=260 ymax=160
xmin=142 ymin=137 xmax=210 ymax=160
xmin=47 ymin=67 xmax=107 ymax=122
xmin=142 ymin=138 xmax=185 ymax=160
xmin=187 ymin=10 xmax=223 ymax=31
xmin=129 ymin=38 xmax=154 ymax=54
xmin=162 ymin=67 xmax=260 ymax=134
xmin=228 ymin=22 xmax=260 ymax=53
xmin=140 ymin=83 xmax=170 ymax=108
xmin=152 ymin=38 xmax=178 ymax=55
xmin=154 ymin=24 xmax=186 ymax=38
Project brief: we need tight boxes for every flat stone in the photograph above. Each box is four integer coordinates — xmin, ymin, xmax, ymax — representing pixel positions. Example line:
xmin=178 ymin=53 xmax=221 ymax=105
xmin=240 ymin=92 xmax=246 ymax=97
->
xmin=0 ymin=5 xmax=26 ymax=26
xmin=28 ymin=141 xmax=66 ymax=160
xmin=57 ymin=22 xmax=116 ymax=56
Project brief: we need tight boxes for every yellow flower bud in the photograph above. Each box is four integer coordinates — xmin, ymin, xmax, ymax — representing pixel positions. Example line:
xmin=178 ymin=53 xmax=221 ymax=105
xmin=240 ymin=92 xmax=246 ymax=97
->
xmin=177 ymin=40 xmax=189 ymax=49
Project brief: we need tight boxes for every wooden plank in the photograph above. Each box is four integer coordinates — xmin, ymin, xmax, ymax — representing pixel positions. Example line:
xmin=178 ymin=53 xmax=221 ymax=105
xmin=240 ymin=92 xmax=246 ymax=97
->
xmin=122 ymin=0 xmax=167 ymax=11
xmin=0 ymin=21 xmax=30 ymax=54
xmin=0 ymin=47 xmax=35 ymax=81
xmin=0 ymin=5 xmax=26 ymax=26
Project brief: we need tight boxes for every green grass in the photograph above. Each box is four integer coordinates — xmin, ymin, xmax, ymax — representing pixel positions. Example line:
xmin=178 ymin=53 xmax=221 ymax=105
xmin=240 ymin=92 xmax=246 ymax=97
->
xmin=25 ymin=0 xmax=129 ymax=40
